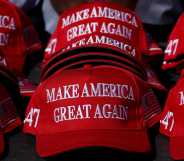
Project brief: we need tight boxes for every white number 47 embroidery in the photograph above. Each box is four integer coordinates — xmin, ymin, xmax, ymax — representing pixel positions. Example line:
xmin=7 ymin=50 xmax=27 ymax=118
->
xmin=24 ymin=108 xmax=40 ymax=128
xmin=44 ymin=38 xmax=57 ymax=55
xmin=165 ymin=39 xmax=179 ymax=56
xmin=160 ymin=111 xmax=174 ymax=132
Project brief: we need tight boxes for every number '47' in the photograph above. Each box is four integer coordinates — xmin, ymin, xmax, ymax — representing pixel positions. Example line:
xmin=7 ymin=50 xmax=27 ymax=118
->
xmin=165 ymin=39 xmax=179 ymax=55
xmin=24 ymin=108 xmax=40 ymax=128
xmin=160 ymin=111 xmax=174 ymax=132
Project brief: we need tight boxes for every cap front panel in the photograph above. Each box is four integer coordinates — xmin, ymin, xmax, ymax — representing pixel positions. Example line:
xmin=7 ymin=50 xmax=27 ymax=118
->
xmin=42 ymin=67 xmax=141 ymax=134
xmin=160 ymin=72 xmax=184 ymax=160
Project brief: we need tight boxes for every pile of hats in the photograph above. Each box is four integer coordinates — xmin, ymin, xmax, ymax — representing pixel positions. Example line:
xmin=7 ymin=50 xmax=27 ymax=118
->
xmin=4 ymin=0 xmax=183 ymax=160
xmin=23 ymin=1 xmax=163 ymax=157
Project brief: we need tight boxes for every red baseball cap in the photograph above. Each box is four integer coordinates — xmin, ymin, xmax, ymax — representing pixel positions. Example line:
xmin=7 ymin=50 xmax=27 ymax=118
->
xmin=43 ymin=1 xmax=148 ymax=67
xmin=162 ymin=59 xmax=184 ymax=72
xmin=0 ymin=0 xmax=42 ymax=97
xmin=24 ymin=65 xmax=161 ymax=157
xmin=160 ymin=69 xmax=184 ymax=160
xmin=0 ymin=0 xmax=41 ymax=75
xmin=162 ymin=13 xmax=184 ymax=71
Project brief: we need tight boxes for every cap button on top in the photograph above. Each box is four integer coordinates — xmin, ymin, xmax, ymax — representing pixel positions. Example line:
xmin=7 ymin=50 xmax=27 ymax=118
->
xmin=83 ymin=64 xmax=92 ymax=69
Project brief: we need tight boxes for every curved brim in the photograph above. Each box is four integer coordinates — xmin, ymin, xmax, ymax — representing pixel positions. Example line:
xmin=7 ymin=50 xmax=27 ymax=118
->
xmin=35 ymin=129 xmax=151 ymax=157
xmin=162 ymin=59 xmax=184 ymax=71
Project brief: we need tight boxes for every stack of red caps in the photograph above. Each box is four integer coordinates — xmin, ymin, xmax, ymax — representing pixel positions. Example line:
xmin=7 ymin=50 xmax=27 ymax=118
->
xmin=0 ymin=0 xmax=42 ymax=97
xmin=23 ymin=2 xmax=162 ymax=157
xmin=42 ymin=1 xmax=148 ymax=75
xmin=162 ymin=13 xmax=184 ymax=72
xmin=41 ymin=2 xmax=166 ymax=92
xmin=24 ymin=65 xmax=161 ymax=157
xmin=24 ymin=2 xmax=161 ymax=157
xmin=160 ymin=69 xmax=184 ymax=160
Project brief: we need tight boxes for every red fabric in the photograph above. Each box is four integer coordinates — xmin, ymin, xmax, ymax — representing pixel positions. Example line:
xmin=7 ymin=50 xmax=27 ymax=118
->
xmin=24 ymin=65 xmax=161 ymax=157
xmin=0 ymin=0 xmax=41 ymax=97
xmin=0 ymin=50 xmax=7 ymax=67
xmin=42 ymin=59 xmax=145 ymax=82
xmin=170 ymin=137 xmax=184 ymax=160
xmin=43 ymin=2 xmax=148 ymax=67
xmin=160 ymin=69 xmax=184 ymax=160
xmin=162 ymin=13 xmax=184 ymax=71
xmin=0 ymin=0 xmax=22 ymax=73
xmin=0 ymin=0 xmax=41 ymax=75
xmin=162 ymin=59 xmax=184 ymax=71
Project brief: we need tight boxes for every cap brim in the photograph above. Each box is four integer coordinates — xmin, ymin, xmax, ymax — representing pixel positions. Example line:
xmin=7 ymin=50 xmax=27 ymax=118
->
xmin=35 ymin=129 xmax=151 ymax=157
xmin=19 ymin=88 xmax=36 ymax=97
xmin=148 ymin=47 xmax=163 ymax=57
xmin=162 ymin=59 xmax=184 ymax=71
